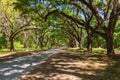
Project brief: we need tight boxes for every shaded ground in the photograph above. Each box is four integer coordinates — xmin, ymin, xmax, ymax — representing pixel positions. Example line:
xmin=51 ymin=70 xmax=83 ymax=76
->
xmin=21 ymin=50 xmax=120 ymax=80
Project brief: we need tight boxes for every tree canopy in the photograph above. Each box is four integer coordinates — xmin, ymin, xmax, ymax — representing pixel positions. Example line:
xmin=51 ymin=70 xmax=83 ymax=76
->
xmin=0 ymin=0 xmax=120 ymax=55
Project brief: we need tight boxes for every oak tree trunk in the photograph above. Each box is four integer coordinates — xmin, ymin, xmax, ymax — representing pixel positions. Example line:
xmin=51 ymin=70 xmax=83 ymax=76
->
xmin=78 ymin=41 xmax=82 ymax=49
xmin=86 ymin=29 xmax=92 ymax=52
xmin=87 ymin=34 xmax=92 ymax=52
xmin=79 ymin=28 xmax=83 ymax=49
xmin=10 ymin=38 xmax=14 ymax=51
xmin=105 ymin=35 xmax=115 ymax=55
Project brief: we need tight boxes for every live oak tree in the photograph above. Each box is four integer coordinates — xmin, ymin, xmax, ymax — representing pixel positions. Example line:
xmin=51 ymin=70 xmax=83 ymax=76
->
xmin=78 ymin=0 xmax=120 ymax=55
xmin=44 ymin=9 xmax=94 ymax=52
xmin=63 ymin=20 xmax=83 ymax=49
xmin=43 ymin=17 xmax=69 ymax=48
xmin=0 ymin=0 xmax=34 ymax=51
xmin=45 ymin=0 xmax=120 ymax=55
xmin=42 ymin=0 xmax=98 ymax=52
xmin=14 ymin=0 xmax=120 ymax=55
xmin=14 ymin=0 xmax=69 ymax=49
xmin=47 ymin=13 xmax=83 ymax=49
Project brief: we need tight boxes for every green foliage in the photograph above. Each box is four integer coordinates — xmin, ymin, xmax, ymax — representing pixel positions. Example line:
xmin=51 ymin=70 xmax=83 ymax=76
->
xmin=14 ymin=41 xmax=23 ymax=49
xmin=92 ymin=34 xmax=106 ymax=48
xmin=0 ymin=0 xmax=119 ymax=54
xmin=114 ymin=20 xmax=120 ymax=47
xmin=0 ymin=33 xmax=7 ymax=49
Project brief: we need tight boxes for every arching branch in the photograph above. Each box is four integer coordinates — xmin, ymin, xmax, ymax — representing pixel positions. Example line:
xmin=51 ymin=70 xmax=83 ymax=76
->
xmin=45 ymin=9 xmax=105 ymax=37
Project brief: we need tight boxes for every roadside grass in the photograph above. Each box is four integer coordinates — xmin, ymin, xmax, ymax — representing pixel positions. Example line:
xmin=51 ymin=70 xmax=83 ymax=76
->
xmin=0 ymin=47 xmax=48 ymax=55
xmin=0 ymin=49 xmax=10 ymax=54
xmin=67 ymin=47 xmax=106 ymax=55
xmin=115 ymin=48 xmax=120 ymax=54
xmin=67 ymin=47 xmax=120 ymax=55
xmin=0 ymin=48 xmax=36 ymax=54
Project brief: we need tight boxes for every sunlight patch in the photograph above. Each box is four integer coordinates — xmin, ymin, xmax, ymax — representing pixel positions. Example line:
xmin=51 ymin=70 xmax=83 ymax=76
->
xmin=4 ymin=70 xmax=23 ymax=76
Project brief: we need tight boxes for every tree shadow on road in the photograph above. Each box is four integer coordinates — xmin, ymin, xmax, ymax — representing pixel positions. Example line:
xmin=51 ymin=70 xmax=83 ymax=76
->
xmin=21 ymin=51 xmax=120 ymax=80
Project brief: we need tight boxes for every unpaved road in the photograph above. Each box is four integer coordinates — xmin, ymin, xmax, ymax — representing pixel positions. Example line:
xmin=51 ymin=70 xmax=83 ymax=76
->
xmin=0 ymin=48 xmax=63 ymax=80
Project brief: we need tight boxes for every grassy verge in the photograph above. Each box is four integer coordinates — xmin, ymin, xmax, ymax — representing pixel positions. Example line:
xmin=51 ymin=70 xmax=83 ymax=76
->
xmin=0 ymin=47 xmax=48 ymax=55
xmin=0 ymin=49 xmax=10 ymax=54
xmin=67 ymin=47 xmax=106 ymax=55
xmin=67 ymin=47 xmax=120 ymax=55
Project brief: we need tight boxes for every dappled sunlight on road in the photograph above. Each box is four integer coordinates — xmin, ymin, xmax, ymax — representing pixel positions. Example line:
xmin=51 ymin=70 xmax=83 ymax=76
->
xmin=21 ymin=51 xmax=110 ymax=80
xmin=0 ymin=48 xmax=63 ymax=80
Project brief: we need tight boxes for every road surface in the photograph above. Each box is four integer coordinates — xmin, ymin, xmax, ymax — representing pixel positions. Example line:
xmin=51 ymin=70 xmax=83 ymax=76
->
xmin=0 ymin=48 xmax=63 ymax=80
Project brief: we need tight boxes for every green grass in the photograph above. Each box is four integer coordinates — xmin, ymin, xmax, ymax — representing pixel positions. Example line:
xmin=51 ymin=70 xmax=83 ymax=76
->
xmin=1 ymin=47 xmax=120 ymax=55
xmin=67 ymin=47 xmax=106 ymax=55
xmin=92 ymin=48 xmax=106 ymax=54
xmin=0 ymin=47 xmax=49 ymax=55
xmin=0 ymin=49 xmax=10 ymax=54
xmin=115 ymin=48 xmax=120 ymax=54
xmin=67 ymin=47 xmax=120 ymax=55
